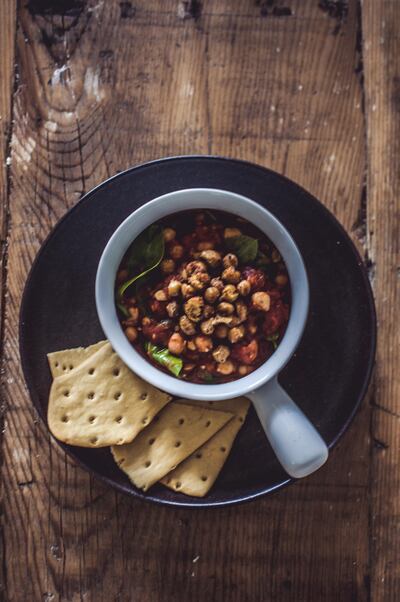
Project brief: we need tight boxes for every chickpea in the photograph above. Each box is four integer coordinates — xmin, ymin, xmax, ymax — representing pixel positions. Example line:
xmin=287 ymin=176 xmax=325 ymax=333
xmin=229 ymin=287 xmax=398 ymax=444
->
xmin=183 ymin=363 xmax=195 ymax=372
xmin=275 ymin=274 xmax=288 ymax=286
xmin=163 ymin=227 xmax=176 ymax=242
xmin=168 ymin=279 xmax=181 ymax=297
xmin=200 ymin=318 xmax=215 ymax=335
xmin=213 ymin=315 xmax=235 ymax=327
xmin=203 ymin=304 xmax=215 ymax=319
xmin=186 ymin=260 xmax=207 ymax=275
xmin=237 ymin=279 xmax=251 ymax=296
xmin=179 ymin=315 xmax=196 ymax=335
xmin=248 ymin=320 xmax=258 ymax=335
xmin=228 ymin=325 xmax=245 ymax=344
xmin=180 ymin=267 xmax=188 ymax=281
xmin=168 ymin=333 xmax=186 ymax=355
xmin=204 ymin=286 xmax=220 ymax=304
xmin=210 ymin=277 xmax=224 ymax=292
xmin=224 ymin=227 xmax=241 ymax=239
xmin=160 ymin=258 xmax=175 ymax=274
xmin=220 ymin=284 xmax=239 ymax=302
xmin=155 ymin=289 xmax=168 ymax=302
xmin=252 ymin=291 xmax=271 ymax=312
xmin=117 ymin=268 xmax=129 ymax=283
xmin=212 ymin=345 xmax=230 ymax=363
xmin=216 ymin=360 xmax=236 ymax=376
xmin=222 ymin=253 xmax=238 ymax=268
xmin=166 ymin=301 xmax=179 ymax=318
xmin=272 ymin=249 xmax=281 ymax=263
xmin=197 ymin=241 xmax=214 ymax=251
xmin=200 ymin=249 xmax=222 ymax=267
xmin=195 ymin=335 xmax=213 ymax=353
xmin=125 ymin=326 xmax=138 ymax=342
xmin=189 ymin=272 xmax=210 ymax=290
xmin=217 ymin=302 xmax=235 ymax=316
xmin=238 ymin=365 xmax=253 ymax=376
xmin=181 ymin=283 xmax=195 ymax=298
xmin=235 ymin=300 xmax=248 ymax=323
xmin=170 ymin=244 xmax=184 ymax=260
xmin=215 ymin=324 xmax=229 ymax=339
xmin=184 ymin=296 xmax=204 ymax=322
xmin=128 ymin=306 xmax=139 ymax=324
xmin=187 ymin=340 xmax=197 ymax=351
xmin=222 ymin=266 xmax=241 ymax=284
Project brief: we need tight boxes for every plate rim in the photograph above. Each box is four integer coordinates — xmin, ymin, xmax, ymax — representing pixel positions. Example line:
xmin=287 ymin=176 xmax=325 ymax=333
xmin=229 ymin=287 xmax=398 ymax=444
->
xmin=18 ymin=155 xmax=377 ymax=508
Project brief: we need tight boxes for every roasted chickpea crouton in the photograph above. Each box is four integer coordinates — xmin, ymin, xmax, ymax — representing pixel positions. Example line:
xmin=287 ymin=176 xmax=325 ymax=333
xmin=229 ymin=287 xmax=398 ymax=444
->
xmin=125 ymin=326 xmax=138 ymax=342
xmin=166 ymin=301 xmax=179 ymax=318
xmin=179 ymin=315 xmax=196 ymax=335
xmin=228 ymin=325 xmax=245 ymax=344
xmin=212 ymin=345 xmax=230 ymax=363
xmin=204 ymin=286 xmax=220 ymax=304
xmin=216 ymin=360 xmax=236 ymax=375
xmin=215 ymin=324 xmax=229 ymax=339
xmin=222 ymin=253 xmax=238 ymax=268
xmin=222 ymin=266 xmax=241 ymax=284
xmin=170 ymin=244 xmax=184 ymax=260
xmin=168 ymin=280 xmax=181 ymax=297
xmin=217 ymin=302 xmax=235 ymax=316
xmin=154 ymin=289 xmax=168 ymax=301
xmin=224 ymin=227 xmax=241 ymax=239
xmin=237 ymin=279 xmax=251 ymax=296
xmin=200 ymin=249 xmax=222 ymax=267
xmin=220 ymin=284 xmax=239 ymax=302
xmin=184 ymin=296 xmax=204 ymax=322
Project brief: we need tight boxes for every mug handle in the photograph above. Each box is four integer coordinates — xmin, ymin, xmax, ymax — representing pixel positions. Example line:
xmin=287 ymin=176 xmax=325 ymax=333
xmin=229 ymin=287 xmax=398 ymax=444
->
xmin=247 ymin=377 xmax=328 ymax=478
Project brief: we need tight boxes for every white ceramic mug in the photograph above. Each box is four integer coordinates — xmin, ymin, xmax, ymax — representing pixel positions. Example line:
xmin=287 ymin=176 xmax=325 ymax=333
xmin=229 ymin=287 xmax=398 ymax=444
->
xmin=96 ymin=188 xmax=328 ymax=478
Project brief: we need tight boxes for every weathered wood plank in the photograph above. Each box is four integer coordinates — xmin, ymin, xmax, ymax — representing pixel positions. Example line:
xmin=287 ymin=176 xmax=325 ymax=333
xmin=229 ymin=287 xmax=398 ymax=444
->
xmin=2 ymin=1 xmax=370 ymax=600
xmin=0 ymin=1 xmax=17 ymax=599
xmin=362 ymin=2 xmax=400 ymax=599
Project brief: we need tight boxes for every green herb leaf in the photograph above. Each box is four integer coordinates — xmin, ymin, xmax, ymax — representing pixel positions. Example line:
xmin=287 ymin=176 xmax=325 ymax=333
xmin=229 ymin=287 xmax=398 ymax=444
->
xmin=118 ymin=225 xmax=165 ymax=299
xmin=117 ymin=302 xmax=130 ymax=317
xmin=226 ymin=235 xmax=258 ymax=264
xmin=266 ymin=332 xmax=280 ymax=350
xmin=145 ymin=342 xmax=183 ymax=377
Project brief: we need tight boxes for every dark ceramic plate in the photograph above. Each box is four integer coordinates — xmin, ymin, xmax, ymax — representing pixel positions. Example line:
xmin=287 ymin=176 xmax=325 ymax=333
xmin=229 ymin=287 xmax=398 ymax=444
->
xmin=19 ymin=156 xmax=376 ymax=508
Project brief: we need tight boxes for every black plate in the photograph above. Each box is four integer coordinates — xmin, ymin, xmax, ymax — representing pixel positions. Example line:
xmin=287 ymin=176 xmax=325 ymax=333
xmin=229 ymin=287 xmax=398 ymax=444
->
xmin=19 ymin=156 xmax=376 ymax=508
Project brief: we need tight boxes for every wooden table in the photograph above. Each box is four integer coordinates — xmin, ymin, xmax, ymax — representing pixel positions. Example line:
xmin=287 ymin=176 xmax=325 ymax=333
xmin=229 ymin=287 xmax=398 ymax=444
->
xmin=0 ymin=1 xmax=398 ymax=600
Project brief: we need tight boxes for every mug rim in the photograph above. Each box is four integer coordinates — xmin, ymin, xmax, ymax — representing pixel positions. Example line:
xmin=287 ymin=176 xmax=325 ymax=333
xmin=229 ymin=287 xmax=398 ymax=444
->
xmin=95 ymin=187 xmax=309 ymax=400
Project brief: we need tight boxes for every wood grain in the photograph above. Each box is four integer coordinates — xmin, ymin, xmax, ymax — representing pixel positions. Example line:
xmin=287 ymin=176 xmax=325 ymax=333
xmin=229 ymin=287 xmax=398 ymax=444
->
xmin=0 ymin=1 xmax=17 ymax=599
xmin=0 ymin=0 xmax=386 ymax=600
xmin=362 ymin=2 xmax=400 ymax=599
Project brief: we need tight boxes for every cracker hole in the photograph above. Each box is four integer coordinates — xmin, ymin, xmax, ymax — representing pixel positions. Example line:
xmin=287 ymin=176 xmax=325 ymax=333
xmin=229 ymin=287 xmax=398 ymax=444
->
xmin=55 ymin=361 xmax=59 ymax=367
xmin=178 ymin=418 xmax=185 ymax=425
xmin=201 ymin=476 xmax=208 ymax=482
xmin=118 ymin=438 xmax=125 ymax=444
xmin=61 ymin=415 xmax=69 ymax=423
xmin=205 ymin=420 xmax=211 ymax=427
xmin=87 ymin=392 xmax=95 ymax=400
xmin=115 ymin=416 xmax=123 ymax=423
xmin=196 ymin=452 xmax=202 ymax=459
xmin=62 ymin=364 xmax=67 ymax=371
xmin=140 ymin=392 xmax=148 ymax=400
xmin=69 ymin=364 xmax=74 ymax=370
xmin=175 ymin=441 xmax=181 ymax=447
xmin=113 ymin=368 xmax=120 ymax=377
xmin=175 ymin=481 xmax=182 ymax=489
xmin=114 ymin=392 xmax=122 ymax=400
xmin=239 ymin=417 xmax=244 ymax=423
xmin=142 ymin=416 xmax=149 ymax=425
xmin=220 ymin=446 xmax=227 ymax=453
xmin=88 ymin=415 xmax=96 ymax=423
xmin=63 ymin=390 xmax=70 ymax=397
xmin=88 ymin=368 xmax=95 ymax=375
xmin=117 ymin=458 xmax=126 ymax=466
xmin=145 ymin=461 xmax=151 ymax=468
xmin=148 ymin=438 xmax=155 ymax=445
xmin=90 ymin=437 xmax=98 ymax=445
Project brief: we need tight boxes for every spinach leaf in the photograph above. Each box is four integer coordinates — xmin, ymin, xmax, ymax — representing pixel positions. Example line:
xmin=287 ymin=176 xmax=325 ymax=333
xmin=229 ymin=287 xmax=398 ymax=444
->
xmin=266 ymin=332 xmax=280 ymax=350
xmin=226 ymin=234 xmax=258 ymax=264
xmin=145 ymin=342 xmax=183 ymax=377
xmin=116 ymin=302 xmax=130 ymax=317
xmin=118 ymin=225 xmax=164 ymax=299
